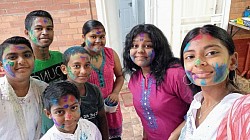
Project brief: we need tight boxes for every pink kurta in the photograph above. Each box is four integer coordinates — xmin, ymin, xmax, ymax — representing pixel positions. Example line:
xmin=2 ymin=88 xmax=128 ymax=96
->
xmin=88 ymin=47 xmax=122 ymax=138
xmin=128 ymin=66 xmax=193 ymax=139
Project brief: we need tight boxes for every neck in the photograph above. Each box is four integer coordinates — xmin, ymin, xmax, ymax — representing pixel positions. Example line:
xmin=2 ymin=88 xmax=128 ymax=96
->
xmin=7 ymin=78 xmax=30 ymax=97
xmin=141 ymin=67 xmax=151 ymax=77
xmin=201 ymin=81 xmax=229 ymax=104
xmin=75 ymin=83 xmax=86 ymax=96
xmin=33 ymin=46 xmax=50 ymax=60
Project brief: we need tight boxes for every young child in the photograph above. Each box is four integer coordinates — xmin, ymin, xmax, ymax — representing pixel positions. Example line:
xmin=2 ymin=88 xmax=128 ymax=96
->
xmin=0 ymin=36 xmax=48 ymax=140
xmin=81 ymin=20 xmax=124 ymax=139
xmin=60 ymin=46 xmax=109 ymax=140
xmin=24 ymin=10 xmax=66 ymax=134
xmin=123 ymin=24 xmax=194 ymax=140
xmin=41 ymin=80 xmax=102 ymax=140
xmin=178 ymin=24 xmax=244 ymax=140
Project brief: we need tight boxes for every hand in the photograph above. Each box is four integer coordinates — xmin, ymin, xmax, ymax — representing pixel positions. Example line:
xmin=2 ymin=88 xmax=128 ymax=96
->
xmin=107 ymin=92 xmax=119 ymax=103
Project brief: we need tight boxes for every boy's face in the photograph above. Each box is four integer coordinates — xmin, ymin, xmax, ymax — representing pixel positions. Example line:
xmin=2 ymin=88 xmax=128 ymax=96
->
xmin=1 ymin=44 xmax=34 ymax=79
xmin=45 ymin=94 xmax=80 ymax=134
xmin=61 ymin=53 xmax=92 ymax=84
xmin=26 ymin=17 xmax=54 ymax=48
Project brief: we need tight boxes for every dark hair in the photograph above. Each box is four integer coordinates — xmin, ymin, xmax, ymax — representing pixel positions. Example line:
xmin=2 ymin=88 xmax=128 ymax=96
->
xmin=0 ymin=36 xmax=33 ymax=61
xmin=180 ymin=24 xmax=240 ymax=94
xmin=25 ymin=10 xmax=53 ymax=30
xmin=81 ymin=20 xmax=105 ymax=47
xmin=42 ymin=80 xmax=80 ymax=111
xmin=63 ymin=46 xmax=90 ymax=65
xmin=123 ymin=24 xmax=180 ymax=86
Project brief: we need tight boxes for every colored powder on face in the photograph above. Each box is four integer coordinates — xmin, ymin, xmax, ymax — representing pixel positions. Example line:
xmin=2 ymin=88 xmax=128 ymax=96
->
xmin=29 ymin=30 xmax=38 ymax=44
xmin=192 ymin=34 xmax=203 ymax=41
xmin=149 ymin=50 xmax=155 ymax=63
xmin=51 ymin=98 xmax=58 ymax=105
xmin=65 ymin=114 xmax=72 ymax=120
xmin=63 ymin=104 xmax=69 ymax=109
xmin=86 ymin=39 xmax=92 ymax=48
xmin=194 ymin=59 xmax=201 ymax=66
xmin=129 ymin=54 xmax=135 ymax=63
xmin=139 ymin=33 xmax=144 ymax=41
xmin=15 ymin=45 xmax=25 ymax=50
xmin=3 ymin=59 xmax=15 ymax=77
xmin=183 ymin=42 xmax=191 ymax=52
xmin=80 ymin=55 xmax=87 ymax=60
xmin=52 ymin=117 xmax=60 ymax=127
xmin=200 ymin=79 xmax=207 ymax=86
xmin=63 ymin=95 xmax=68 ymax=102
xmin=185 ymin=70 xmax=195 ymax=84
xmin=96 ymin=28 xmax=102 ymax=34
xmin=213 ymin=63 xmax=228 ymax=83
xmin=67 ymin=66 xmax=76 ymax=80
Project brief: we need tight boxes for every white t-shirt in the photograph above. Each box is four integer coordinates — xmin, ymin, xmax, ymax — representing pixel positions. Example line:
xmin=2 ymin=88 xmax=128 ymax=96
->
xmin=0 ymin=76 xmax=48 ymax=140
xmin=40 ymin=118 xmax=102 ymax=140
xmin=179 ymin=92 xmax=243 ymax=140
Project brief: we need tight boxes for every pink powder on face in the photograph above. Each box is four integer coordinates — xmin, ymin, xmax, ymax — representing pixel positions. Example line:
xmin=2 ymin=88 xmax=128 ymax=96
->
xmin=139 ymin=33 xmax=144 ymax=41
xmin=191 ymin=33 xmax=213 ymax=42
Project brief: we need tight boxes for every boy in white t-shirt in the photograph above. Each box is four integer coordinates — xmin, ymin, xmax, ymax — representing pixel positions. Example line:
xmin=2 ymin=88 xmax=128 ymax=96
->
xmin=0 ymin=36 xmax=48 ymax=140
xmin=41 ymin=81 xmax=102 ymax=140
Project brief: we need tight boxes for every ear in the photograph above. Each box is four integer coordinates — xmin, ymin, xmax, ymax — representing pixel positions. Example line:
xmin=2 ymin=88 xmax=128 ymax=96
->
xmin=82 ymin=34 xmax=85 ymax=42
xmin=229 ymin=52 xmax=238 ymax=71
xmin=24 ymin=29 xmax=29 ymax=37
xmin=60 ymin=64 xmax=68 ymax=75
xmin=44 ymin=109 xmax=52 ymax=119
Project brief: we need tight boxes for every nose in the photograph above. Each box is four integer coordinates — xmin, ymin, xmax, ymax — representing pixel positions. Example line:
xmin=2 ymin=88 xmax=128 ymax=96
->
xmin=42 ymin=28 xmax=48 ymax=34
xmin=80 ymin=67 xmax=87 ymax=74
xmin=137 ymin=45 xmax=145 ymax=53
xmin=65 ymin=112 xmax=73 ymax=120
xmin=194 ymin=58 xmax=207 ymax=67
xmin=95 ymin=37 xmax=101 ymax=42
xmin=18 ymin=57 xmax=26 ymax=65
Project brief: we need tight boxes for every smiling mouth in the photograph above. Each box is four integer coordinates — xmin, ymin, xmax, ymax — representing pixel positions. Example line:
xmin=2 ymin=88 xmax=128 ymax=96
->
xmin=193 ymin=71 xmax=213 ymax=78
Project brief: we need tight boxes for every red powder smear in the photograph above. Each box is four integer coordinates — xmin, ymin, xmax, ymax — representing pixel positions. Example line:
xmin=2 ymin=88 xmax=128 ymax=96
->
xmin=191 ymin=34 xmax=213 ymax=42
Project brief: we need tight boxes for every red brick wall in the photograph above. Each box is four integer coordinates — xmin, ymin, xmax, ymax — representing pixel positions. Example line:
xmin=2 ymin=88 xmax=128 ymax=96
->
xmin=229 ymin=0 xmax=250 ymax=39
xmin=0 ymin=0 xmax=97 ymax=52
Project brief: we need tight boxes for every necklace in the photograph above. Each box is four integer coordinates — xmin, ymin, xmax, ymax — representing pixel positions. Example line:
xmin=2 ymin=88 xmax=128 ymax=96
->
xmin=90 ymin=53 xmax=102 ymax=62
xmin=198 ymin=101 xmax=221 ymax=119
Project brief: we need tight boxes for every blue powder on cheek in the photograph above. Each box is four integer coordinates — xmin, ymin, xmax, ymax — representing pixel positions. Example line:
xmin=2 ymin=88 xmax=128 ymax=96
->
xmin=185 ymin=70 xmax=194 ymax=83
xmin=149 ymin=50 xmax=155 ymax=63
xmin=213 ymin=63 xmax=228 ymax=83
xmin=129 ymin=54 xmax=135 ymax=62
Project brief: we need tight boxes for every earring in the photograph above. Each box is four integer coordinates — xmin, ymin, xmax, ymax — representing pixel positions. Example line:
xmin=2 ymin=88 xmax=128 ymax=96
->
xmin=183 ymin=75 xmax=192 ymax=85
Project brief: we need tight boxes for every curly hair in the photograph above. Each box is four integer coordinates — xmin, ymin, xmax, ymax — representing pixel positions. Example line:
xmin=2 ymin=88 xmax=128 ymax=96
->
xmin=123 ymin=24 xmax=180 ymax=86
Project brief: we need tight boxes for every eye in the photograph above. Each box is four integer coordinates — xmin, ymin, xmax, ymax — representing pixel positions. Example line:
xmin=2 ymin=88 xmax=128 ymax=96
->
xmin=73 ymin=65 xmax=80 ymax=69
xmin=47 ymin=27 xmax=53 ymax=31
xmin=206 ymin=51 xmax=219 ymax=56
xmin=184 ymin=55 xmax=195 ymax=60
xmin=91 ymin=36 xmax=96 ymax=39
xmin=55 ymin=110 xmax=65 ymax=116
xmin=24 ymin=52 xmax=33 ymax=58
xmin=35 ymin=27 xmax=42 ymax=31
xmin=7 ymin=55 xmax=18 ymax=60
xmin=145 ymin=45 xmax=152 ymax=48
xmin=85 ymin=63 xmax=91 ymax=68
xmin=100 ymin=36 xmax=105 ymax=39
xmin=71 ymin=105 xmax=79 ymax=111
xmin=131 ymin=44 xmax=138 ymax=49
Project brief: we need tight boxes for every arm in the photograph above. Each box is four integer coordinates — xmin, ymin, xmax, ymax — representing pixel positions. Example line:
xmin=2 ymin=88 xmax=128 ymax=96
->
xmin=108 ymin=50 xmax=124 ymax=103
xmin=168 ymin=121 xmax=185 ymax=140
xmin=97 ymin=108 xmax=109 ymax=140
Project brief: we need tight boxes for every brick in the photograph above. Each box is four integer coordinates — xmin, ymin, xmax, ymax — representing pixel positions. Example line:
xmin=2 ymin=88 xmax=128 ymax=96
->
xmin=53 ymin=11 xmax=71 ymax=18
xmin=44 ymin=5 xmax=62 ymax=11
xmin=70 ymin=10 xmax=87 ymax=16
xmin=69 ymin=22 xmax=82 ymax=28
xmin=0 ymin=23 xmax=11 ymax=29
xmin=62 ymin=3 xmax=80 ymax=9
xmin=6 ymin=8 xmax=25 ymax=14
xmin=56 ymin=34 xmax=73 ymax=41
xmin=0 ymin=2 xmax=14 ymax=9
xmin=70 ymin=0 xmax=87 ymax=3
xmin=79 ymin=2 xmax=90 ymax=8
xmin=1 ymin=15 xmax=17 ymax=22
xmin=73 ymin=34 xmax=82 ymax=40
xmin=54 ymin=23 xmax=70 ymax=30
xmin=61 ymin=28 xmax=78 ymax=35
xmin=61 ymin=16 xmax=77 ymax=23
xmin=52 ymin=0 xmax=70 ymax=4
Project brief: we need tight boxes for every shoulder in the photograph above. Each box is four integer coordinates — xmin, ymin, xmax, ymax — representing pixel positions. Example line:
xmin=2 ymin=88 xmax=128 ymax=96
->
xmin=85 ymin=82 xmax=101 ymax=94
xmin=49 ymin=50 xmax=63 ymax=56
xmin=165 ymin=65 xmax=185 ymax=79
xmin=31 ymin=77 xmax=48 ymax=89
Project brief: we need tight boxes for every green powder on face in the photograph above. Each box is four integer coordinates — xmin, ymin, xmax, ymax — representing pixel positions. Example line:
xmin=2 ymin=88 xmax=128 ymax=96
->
xmin=194 ymin=59 xmax=201 ymax=66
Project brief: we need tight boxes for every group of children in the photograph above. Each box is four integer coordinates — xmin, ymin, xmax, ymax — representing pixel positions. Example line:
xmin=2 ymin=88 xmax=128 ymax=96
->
xmin=0 ymin=9 xmax=249 ymax=140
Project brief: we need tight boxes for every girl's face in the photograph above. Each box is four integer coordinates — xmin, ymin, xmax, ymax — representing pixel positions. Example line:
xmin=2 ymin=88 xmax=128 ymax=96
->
xmin=129 ymin=33 xmax=155 ymax=68
xmin=183 ymin=34 xmax=237 ymax=86
xmin=82 ymin=28 xmax=106 ymax=54
xmin=27 ymin=17 xmax=54 ymax=48
xmin=46 ymin=94 xmax=80 ymax=134
xmin=1 ymin=44 xmax=34 ymax=80
xmin=61 ymin=53 xmax=92 ymax=84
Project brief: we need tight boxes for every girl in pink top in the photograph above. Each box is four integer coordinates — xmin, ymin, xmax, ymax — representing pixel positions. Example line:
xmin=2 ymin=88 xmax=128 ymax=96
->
xmin=123 ymin=24 xmax=194 ymax=140
xmin=81 ymin=20 xmax=124 ymax=140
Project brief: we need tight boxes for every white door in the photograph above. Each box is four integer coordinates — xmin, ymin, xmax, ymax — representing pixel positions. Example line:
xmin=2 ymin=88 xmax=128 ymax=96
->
xmin=119 ymin=0 xmax=138 ymax=43
xmin=171 ymin=0 xmax=231 ymax=57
